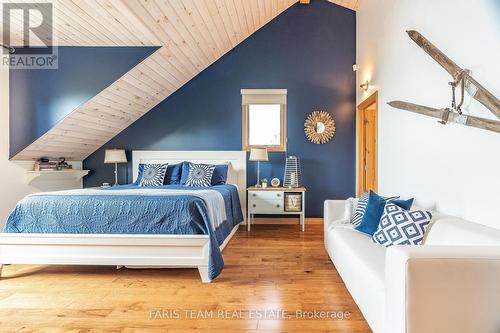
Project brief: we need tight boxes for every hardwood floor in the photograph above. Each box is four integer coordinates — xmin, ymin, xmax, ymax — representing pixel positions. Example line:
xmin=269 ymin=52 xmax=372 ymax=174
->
xmin=0 ymin=225 xmax=371 ymax=333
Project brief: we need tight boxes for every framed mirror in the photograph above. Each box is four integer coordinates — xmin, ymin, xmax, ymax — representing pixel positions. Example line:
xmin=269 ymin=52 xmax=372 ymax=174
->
xmin=304 ymin=111 xmax=336 ymax=144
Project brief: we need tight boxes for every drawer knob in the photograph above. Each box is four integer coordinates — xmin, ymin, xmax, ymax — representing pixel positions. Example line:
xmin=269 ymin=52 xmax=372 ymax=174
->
xmin=276 ymin=193 xmax=281 ymax=197
xmin=252 ymin=204 xmax=256 ymax=208
xmin=276 ymin=204 xmax=280 ymax=208
xmin=252 ymin=193 xmax=256 ymax=197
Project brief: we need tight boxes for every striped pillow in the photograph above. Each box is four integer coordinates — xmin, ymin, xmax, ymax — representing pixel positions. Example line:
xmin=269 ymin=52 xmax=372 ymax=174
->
xmin=351 ymin=192 xmax=369 ymax=226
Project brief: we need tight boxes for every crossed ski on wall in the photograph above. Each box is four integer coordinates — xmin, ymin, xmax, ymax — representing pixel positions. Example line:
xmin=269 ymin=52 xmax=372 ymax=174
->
xmin=388 ymin=30 xmax=500 ymax=134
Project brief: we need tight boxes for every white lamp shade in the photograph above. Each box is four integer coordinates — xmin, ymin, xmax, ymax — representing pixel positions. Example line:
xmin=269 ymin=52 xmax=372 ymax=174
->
xmin=104 ymin=149 xmax=127 ymax=164
xmin=249 ymin=148 xmax=269 ymax=161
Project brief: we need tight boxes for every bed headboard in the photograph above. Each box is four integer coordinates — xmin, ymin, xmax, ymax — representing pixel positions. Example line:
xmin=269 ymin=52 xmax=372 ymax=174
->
xmin=132 ymin=150 xmax=247 ymax=222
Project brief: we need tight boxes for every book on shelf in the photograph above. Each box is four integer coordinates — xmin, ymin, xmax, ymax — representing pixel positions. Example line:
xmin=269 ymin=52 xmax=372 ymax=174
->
xmin=34 ymin=160 xmax=74 ymax=172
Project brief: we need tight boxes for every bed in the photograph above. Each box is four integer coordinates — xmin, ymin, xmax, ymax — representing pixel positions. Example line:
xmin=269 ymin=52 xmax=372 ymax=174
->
xmin=0 ymin=151 xmax=246 ymax=282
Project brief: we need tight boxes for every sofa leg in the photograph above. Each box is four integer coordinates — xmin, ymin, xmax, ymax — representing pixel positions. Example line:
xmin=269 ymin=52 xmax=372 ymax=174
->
xmin=198 ymin=266 xmax=211 ymax=283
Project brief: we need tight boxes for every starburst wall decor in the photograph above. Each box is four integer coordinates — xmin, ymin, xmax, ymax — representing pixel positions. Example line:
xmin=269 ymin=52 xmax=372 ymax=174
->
xmin=304 ymin=111 xmax=336 ymax=144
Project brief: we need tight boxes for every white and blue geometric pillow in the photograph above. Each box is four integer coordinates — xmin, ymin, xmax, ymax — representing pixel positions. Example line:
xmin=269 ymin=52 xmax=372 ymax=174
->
xmin=351 ymin=192 xmax=369 ymax=226
xmin=186 ymin=163 xmax=216 ymax=187
xmin=372 ymin=203 xmax=432 ymax=247
xmin=138 ymin=163 xmax=168 ymax=187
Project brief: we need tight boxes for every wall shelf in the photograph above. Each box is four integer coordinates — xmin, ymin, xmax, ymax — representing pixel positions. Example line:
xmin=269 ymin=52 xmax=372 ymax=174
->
xmin=26 ymin=170 xmax=90 ymax=184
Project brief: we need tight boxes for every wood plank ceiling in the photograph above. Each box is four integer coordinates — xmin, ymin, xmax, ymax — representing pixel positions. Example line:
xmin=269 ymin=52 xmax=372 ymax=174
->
xmin=4 ymin=0 xmax=357 ymax=161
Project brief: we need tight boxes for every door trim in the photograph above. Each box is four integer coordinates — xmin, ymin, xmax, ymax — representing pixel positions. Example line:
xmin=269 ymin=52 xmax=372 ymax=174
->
xmin=356 ymin=91 xmax=378 ymax=197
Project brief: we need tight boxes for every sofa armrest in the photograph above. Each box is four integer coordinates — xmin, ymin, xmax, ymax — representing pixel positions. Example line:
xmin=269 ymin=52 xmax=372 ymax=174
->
xmin=324 ymin=200 xmax=352 ymax=224
xmin=385 ymin=245 xmax=500 ymax=333
xmin=324 ymin=200 xmax=353 ymax=247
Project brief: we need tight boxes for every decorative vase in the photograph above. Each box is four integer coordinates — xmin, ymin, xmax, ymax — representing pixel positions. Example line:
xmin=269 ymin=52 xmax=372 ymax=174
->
xmin=262 ymin=182 xmax=267 ymax=188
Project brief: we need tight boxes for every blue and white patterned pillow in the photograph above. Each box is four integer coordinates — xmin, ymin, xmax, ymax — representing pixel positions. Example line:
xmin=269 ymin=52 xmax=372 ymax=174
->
xmin=186 ymin=163 xmax=215 ymax=187
xmin=372 ymin=203 xmax=432 ymax=247
xmin=138 ymin=163 xmax=168 ymax=187
xmin=351 ymin=192 xmax=369 ymax=226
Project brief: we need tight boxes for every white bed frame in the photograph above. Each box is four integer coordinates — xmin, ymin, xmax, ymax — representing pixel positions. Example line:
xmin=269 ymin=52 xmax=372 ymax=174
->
xmin=0 ymin=151 xmax=247 ymax=283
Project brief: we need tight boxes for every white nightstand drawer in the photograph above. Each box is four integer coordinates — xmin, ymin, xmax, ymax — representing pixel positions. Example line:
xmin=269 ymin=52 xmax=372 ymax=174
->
xmin=248 ymin=191 xmax=284 ymax=201
xmin=248 ymin=198 xmax=284 ymax=213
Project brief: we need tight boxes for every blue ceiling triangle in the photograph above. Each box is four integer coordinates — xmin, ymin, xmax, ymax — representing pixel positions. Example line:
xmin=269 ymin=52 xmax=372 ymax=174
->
xmin=9 ymin=46 xmax=158 ymax=158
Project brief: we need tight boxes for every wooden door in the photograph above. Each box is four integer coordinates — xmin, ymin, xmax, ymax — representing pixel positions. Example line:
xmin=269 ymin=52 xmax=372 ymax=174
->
xmin=356 ymin=92 xmax=378 ymax=196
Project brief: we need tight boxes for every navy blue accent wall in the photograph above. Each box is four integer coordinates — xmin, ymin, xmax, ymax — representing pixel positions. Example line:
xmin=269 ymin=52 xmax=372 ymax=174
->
xmin=84 ymin=0 xmax=356 ymax=217
xmin=9 ymin=46 xmax=158 ymax=158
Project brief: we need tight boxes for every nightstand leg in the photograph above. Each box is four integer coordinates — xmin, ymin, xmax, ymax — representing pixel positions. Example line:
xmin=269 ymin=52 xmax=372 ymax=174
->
xmin=247 ymin=212 xmax=251 ymax=231
xmin=301 ymin=192 xmax=306 ymax=232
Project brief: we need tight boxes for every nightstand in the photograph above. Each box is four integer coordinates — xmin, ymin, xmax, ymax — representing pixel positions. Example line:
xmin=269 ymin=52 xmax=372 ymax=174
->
xmin=247 ymin=186 xmax=306 ymax=232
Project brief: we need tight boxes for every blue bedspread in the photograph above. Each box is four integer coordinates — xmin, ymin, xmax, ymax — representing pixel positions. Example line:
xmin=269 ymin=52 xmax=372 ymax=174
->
xmin=4 ymin=184 xmax=243 ymax=280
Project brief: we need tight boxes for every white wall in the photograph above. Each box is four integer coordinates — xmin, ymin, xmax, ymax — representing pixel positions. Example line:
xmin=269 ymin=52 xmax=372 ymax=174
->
xmin=356 ymin=0 xmax=500 ymax=229
xmin=0 ymin=67 xmax=83 ymax=228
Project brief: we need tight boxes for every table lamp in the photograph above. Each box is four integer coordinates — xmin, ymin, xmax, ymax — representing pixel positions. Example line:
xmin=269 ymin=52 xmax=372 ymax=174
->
xmin=249 ymin=148 xmax=268 ymax=187
xmin=104 ymin=149 xmax=127 ymax=186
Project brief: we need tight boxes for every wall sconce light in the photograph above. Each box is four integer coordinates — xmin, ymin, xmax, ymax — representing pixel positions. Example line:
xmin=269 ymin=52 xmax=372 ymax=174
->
xmin=360 ymin=80 xmax=370 ymax=91
xmin=352 ymin=64 xmax=358 ymax=72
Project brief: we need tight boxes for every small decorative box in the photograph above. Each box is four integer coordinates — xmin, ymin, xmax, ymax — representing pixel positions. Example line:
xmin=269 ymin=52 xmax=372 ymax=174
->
xmin=284 ymin=193 xmax=302 ymax=212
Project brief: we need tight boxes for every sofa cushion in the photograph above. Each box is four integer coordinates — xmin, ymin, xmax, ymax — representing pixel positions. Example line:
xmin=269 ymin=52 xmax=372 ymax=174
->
xmin=424 ymin=217 xmax=500 ymax=246
xmin=330 ymin=228 xmax=386 ymax=286
xmin=327 ymin=227 xmax=386 ymax=332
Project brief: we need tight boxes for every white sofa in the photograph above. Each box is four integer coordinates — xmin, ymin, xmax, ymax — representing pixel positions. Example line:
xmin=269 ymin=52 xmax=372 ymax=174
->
xmin=324 ymin=199 xmax=500 ymax=333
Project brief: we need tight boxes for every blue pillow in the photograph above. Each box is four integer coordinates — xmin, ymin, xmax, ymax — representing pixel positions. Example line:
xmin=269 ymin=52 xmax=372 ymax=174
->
xmin=180 ymin=162 xmax=228 ymax=185
xmin=180 ymin=162 xmax=190 ymax=185
xmin=211 ymin=164 xmax=228 ymax=185
xmin=391 ymin=198 xmax=414 ymax=211
xmin=356 ymin=191 xmax=387 ymax=236
xmin=164 ymin=163 xmax=183 ymax=185
xmin=134 ymin=163 xmax=146 ymax=185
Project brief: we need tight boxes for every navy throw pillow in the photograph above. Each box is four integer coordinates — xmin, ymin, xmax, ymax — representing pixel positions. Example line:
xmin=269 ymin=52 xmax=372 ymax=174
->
xmin=211 ymin=164 xmax=228 ymax=185
xmin=391 ymin=198 xmax=414 ymax=211
xmin=180 ymin=161 xmax=190 ymax=185
xmin=356 ymin=191 xmax=387 ymax=236
xmin=164 ymin=163 xmax=183 ymax=185
xmin=134 ymin=164 xmax=144 ymax=185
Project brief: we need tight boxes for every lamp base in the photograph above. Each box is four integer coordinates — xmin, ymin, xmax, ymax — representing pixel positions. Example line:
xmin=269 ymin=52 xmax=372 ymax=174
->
xmin=254 ymin=184 xmax=262 ymax=188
